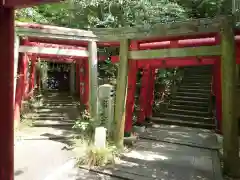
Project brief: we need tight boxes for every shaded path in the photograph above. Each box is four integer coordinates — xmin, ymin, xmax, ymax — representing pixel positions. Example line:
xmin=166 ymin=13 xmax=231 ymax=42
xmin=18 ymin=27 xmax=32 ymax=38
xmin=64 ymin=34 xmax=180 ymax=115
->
xmin=14 ymin=125 xmax=224 ymax=180
xmin=82 ymin=125 xmax=223 ymax=180
xmin=14 ymin=90 xmax=223 ymax=179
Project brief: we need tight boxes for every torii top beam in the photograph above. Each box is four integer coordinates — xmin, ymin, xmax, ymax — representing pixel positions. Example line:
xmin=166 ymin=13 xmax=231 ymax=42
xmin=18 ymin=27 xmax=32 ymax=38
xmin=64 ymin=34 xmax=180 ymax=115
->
xmin=15 ymin=17 xmax=227 ymax=43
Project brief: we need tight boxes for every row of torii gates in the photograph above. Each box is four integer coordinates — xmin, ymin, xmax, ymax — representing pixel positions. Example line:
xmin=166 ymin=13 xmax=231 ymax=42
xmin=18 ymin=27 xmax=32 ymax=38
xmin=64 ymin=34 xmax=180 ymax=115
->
xmin=1 ymin=1 xmax=240 ymax=179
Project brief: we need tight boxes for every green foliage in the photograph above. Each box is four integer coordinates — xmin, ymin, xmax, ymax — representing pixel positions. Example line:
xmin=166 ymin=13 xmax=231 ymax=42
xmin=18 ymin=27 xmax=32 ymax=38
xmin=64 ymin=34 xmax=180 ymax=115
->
xmin=73 ymin=109 xmax=120 ymax=167
xmin=74 ymin=139 xmax=119 ymax=167
xmin=15 ymin=0 xmax=226 ymax=27
xmin=15 ymin=7 xmax=49 ymax=23
xmin=73 ymin=109 xmax=98 ymax=139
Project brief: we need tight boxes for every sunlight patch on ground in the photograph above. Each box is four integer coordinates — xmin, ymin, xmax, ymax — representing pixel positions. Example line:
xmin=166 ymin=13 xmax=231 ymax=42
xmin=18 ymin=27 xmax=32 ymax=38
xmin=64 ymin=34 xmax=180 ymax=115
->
xmin=198 ymin=133 xmax=210 ymax=139
xmin=115 ymin=159 xmax=140 ymax=167
xmin=37 ymin=109 xmax=52 ymax=112
xmin=123 ymin=150 xmax=169 ymax=161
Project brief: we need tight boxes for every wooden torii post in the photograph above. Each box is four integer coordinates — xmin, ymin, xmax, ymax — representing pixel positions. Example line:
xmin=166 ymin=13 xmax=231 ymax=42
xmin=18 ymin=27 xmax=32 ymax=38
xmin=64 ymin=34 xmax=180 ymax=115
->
xmin=0 ymin=1 xmax=60 ymax=180
xmin=220 ymin=16 xmax=239 ymax=176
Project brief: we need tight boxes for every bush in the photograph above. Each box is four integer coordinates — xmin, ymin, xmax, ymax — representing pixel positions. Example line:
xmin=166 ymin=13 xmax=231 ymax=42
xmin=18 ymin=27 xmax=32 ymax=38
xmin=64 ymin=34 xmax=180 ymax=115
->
xmin=72 ymin=109 xmax=99 ymax=139
xmin=74 ymin=139 xmax=119 ymax=167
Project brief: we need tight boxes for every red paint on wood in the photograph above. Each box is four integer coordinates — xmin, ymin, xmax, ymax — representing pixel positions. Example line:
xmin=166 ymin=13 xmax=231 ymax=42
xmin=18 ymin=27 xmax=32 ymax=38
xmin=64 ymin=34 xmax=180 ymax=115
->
xmin=26 ymin=37 xmax=120 ymax=47
xmin=111 ymin=56 xmax=119 ymax=63
xmin=75 ymin=62 xmax=80 ymax=95
xmin=25 ymin=42 xmax=87 ymax=50
xmin=36 ymin=65 xmax=41 ymax=91
xmin=0 ymin=7 xmax=14 ymax=180
xmin=136 ymin=33 xmax=217 ymax=44
xmin=28 ymin=56 xmax=37 ymax=94
xmin=145 ymin=68 xmax=156 ymax=118
xmin=214 ymin=58 xmax=222 ymax=131
xmin=236 ymin=45 xmax=240 ymax=64
xmin=137 ymin=66 xmax=151 ymax=123
xmin=137 ymin=57 xmax=216 ymax=68
xmin=139 ymin=37 xmax=217 ymax=50
xmin=110 ymin=56 xmax=217 ymax=68
xmin=79 ymin=60 xmax=85 ymax=104
xmin=33 ymin=54 xmax=77 ymax=63
xmin=14 ymin=43 xmax=29 ymax=124
xmin=125 ymin=41 xmax=138 ymax=133
xmin=84 ymin=61 xmax=89 ymax=108
xmin=125 ymin=60 xmax=137 ymax=133
xmin=23 ymin=55 xmax=29 ymax=99
xmin=27 ymin=54 xmax=106 ymax=63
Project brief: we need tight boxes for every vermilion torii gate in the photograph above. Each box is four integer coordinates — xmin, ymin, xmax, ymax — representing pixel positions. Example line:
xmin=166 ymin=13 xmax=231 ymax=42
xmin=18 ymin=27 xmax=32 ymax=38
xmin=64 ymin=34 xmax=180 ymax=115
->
xmin=1 ymin=2 xmax=240 ymax=178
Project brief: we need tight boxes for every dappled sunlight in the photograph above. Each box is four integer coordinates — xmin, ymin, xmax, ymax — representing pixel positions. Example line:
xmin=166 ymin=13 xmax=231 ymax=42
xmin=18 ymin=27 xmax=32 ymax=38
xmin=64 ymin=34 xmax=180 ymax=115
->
xmin=140 ymin=125 xmax=219 ymax=150
xmin=15 ymin=90 xmax=221 ymax=180
xmin=123 ymin=150 xmax=170 ymax=161
xmin=115 ymin=159 xmax=140 ymax=167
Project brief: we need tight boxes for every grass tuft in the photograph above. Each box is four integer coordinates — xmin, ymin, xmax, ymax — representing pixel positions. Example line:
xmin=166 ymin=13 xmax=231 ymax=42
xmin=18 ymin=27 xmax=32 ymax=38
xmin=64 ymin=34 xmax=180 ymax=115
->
xmin=73 ymin=138 xmax=121 ymax=168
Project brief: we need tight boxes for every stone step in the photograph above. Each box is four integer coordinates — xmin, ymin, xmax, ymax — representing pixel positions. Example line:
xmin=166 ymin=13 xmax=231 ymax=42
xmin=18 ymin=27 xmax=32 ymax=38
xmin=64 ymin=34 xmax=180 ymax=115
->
xmin=183 ymin=77 xmax=211 ymax=81
xmin=30 ymin=116 xmax=74 ymax=121
xmin=41 ymin=99 xmax=77 ymax=103
xmin=181 ymin=82 xmax=211 ymax=86
xmin=171 ymin=99 xmax=209 ymax=106
xmin=156 ymin=112 xmax=213 ymax=123
xmin=184 ymin=67 xmax=212 ymax=71
xmin=184 ymin=72 xmax=212 ymax=77
xmin=150 ymin=117 xmax=215 ymax=129
xmin=41 ymin=95 xmax=74 ymax=98
xmin=33 ymin=109 xmax=79 ymax=114
xmin=183 ymin=79 xmax=211 ymax=83
xmin=167 ymin=103 xmax=209 ymax=112
xmin=41 ymin=99 xmax=76 ymax=102
xmin=175 ymin=91 xmax=210 ymax=98
xmin=184 ymin=65 xmax=212 ymax=69
xmin=172 ymin=95 xmax=209 ymax=102
xmin=184 ymin=71 xmax=212 ymax=74
xmin=30 ymin=113 xmax=66 ymax=117
xmin=179 ymin=85 xmax=211 ymax=90
xmin=32 ymin=120 xmax=75 ymax=127
xmin=184 ymin=69 xmax=211 ymax=72
xmin=184 ymin=74 xmax=212 ymax=78
xmin=36 ymin=103 xmax=78 ymax=107
xmin=166 ymin=108 xmax=211 ymax=117
xmin=178 ymin=87 xmax=211 ymax=93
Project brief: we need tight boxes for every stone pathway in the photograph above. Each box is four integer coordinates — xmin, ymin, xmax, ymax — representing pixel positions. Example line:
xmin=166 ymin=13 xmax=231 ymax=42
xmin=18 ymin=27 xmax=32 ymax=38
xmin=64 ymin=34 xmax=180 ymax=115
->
xmin=140 ymin=124 xmax=219 ymax=149
xmin=14 ymin=138 xmax=124 ymax=180
xmin=14 ymin=139 xmax=74 ymax=180
xmin=14 ymin=121 xmax=224 ymax=179
xmin=85 ymin=124 xmax=223 ymax=180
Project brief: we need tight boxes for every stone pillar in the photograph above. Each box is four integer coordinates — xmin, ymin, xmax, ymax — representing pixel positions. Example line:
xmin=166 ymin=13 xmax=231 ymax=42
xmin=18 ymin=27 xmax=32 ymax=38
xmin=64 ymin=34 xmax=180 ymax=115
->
xmin=41 ymin=62 xmax=48 ymax=91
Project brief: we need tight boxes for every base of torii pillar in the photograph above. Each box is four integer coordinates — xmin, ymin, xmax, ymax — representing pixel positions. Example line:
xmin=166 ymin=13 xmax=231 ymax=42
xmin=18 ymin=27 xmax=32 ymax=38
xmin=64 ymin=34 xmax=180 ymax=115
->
xmin=0 ymin=7 xmax=15 ymax=180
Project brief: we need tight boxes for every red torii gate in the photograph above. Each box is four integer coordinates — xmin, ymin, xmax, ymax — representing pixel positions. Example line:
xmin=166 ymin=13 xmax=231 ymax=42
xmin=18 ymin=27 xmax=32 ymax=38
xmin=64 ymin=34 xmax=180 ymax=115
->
xmin=20 ymin=26 xmax=240 ymax=136
xmin=1 ymin=3 xmax=239 ymax=178
xmin=0 ymin=1 xmax=60 ymax=179
xmin=110 ymin=34 xmax=240 ymax=135
xmin=14 ymin=40 xmax=108 ymax=124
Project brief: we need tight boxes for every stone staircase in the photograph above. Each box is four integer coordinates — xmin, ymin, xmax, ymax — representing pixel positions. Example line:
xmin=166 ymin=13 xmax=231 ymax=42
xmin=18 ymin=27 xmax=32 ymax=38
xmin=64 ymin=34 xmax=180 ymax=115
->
xmin=26 ymin=91 xmax=81 ymax=138
xmin=151 ymin=65 xmax=215 ymax=129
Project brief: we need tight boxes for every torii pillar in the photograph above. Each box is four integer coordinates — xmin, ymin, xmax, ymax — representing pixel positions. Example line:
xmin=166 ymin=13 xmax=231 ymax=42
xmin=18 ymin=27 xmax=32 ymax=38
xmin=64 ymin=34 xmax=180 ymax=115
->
xmin=0 ymin=7 xmax=14 ymax=180
xmin=0 ymin=1 xmax=60 ymax=179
